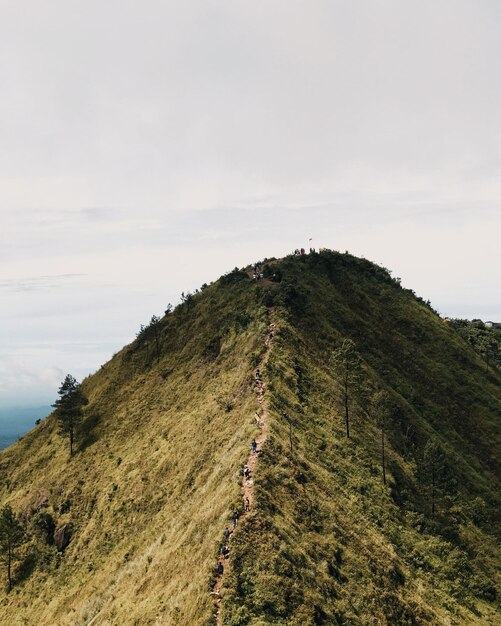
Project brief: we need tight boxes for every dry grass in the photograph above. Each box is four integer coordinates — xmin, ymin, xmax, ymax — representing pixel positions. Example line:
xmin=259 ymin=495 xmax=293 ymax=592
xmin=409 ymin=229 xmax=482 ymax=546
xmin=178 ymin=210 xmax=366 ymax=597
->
xmin=0 ymin=275 xmax=266 ymax=625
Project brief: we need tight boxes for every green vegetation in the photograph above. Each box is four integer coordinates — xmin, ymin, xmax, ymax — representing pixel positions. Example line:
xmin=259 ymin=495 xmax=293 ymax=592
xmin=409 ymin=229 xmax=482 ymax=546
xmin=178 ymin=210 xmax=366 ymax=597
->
xmin=222 ymin=251 xmax=500 ymax=625
xmin=0 ymin=249 xmax=499 ymax=625
xmin=448 ymin=318 xmax=501 ymax=369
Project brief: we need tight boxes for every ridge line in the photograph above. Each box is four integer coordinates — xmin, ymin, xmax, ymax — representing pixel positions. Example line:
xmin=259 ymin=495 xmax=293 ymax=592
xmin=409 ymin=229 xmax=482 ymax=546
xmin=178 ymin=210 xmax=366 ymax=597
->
xmin=212 ymin=312 xmax=275 ymax=625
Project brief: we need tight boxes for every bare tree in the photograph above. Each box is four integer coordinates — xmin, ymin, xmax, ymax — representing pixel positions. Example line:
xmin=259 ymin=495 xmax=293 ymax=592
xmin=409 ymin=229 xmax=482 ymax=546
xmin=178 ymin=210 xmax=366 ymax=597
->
xmin=330 ymin=339 xmax=363 ymax=438
xmin=0 ymin=505 xmax=25 ymax=591
xmin=373 ymin=390 xmax=391 ymax=485
xmin=423 ymin=440 xmax=447 ymax=518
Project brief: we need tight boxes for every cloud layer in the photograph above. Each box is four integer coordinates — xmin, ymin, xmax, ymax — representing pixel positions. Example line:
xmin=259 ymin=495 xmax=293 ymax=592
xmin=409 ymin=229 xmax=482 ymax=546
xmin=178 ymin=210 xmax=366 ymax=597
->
xmin=1 ymin=1 xmax=500 ymax=407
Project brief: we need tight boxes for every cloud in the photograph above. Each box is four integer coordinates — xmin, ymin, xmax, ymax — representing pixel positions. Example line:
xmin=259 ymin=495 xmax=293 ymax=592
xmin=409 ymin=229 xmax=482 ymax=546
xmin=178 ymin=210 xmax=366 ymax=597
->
xmin=1 ymin=0 xmax=500 ymax=211
xmin=0 ymin=274 xmax=86 ymax=292
xmin=0 ymin=1 xmax=500 ymax=407
xmin=0 ymin=355 xmax=64 ymax=405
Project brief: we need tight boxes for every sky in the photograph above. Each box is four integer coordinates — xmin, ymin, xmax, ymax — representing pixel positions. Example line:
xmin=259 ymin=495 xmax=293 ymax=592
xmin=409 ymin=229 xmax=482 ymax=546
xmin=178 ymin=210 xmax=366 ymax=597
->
xmin=1 ymin=0 xmax=500 ymax=410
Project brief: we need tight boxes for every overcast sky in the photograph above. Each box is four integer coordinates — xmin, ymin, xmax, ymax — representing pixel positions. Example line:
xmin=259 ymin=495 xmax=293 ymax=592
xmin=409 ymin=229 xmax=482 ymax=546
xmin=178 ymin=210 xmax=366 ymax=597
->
xmin=1 ymin=0 xmax=500 ymax=410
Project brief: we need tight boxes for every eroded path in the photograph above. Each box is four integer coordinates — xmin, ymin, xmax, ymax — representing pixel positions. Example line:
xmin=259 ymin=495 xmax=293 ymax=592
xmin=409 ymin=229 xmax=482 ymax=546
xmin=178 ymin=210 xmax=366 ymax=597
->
xmin=211 ymin=317 xmax=275 ymax=625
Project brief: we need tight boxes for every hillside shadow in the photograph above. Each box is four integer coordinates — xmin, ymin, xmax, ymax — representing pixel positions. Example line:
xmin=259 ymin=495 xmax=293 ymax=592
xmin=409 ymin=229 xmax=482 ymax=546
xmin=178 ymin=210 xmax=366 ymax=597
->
xmin=78 ymin=413 xmax=100 ymax=452
xmin=15 ymin=553 xmax=37 ymax=585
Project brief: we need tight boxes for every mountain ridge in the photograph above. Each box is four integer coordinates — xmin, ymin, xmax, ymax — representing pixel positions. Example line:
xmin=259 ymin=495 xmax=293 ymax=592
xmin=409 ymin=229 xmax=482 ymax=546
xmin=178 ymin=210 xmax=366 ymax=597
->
xmin=0 ymin=249 xmax=499 ymax=625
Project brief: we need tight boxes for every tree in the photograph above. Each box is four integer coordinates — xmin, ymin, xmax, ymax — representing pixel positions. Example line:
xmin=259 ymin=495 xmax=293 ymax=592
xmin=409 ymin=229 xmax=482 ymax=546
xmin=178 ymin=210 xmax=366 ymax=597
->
xmin=284 ymin=413 xmax=294 ymax=458
xmin=180 ymin=291 xmax=193 ymax=309
xmin=449 ymin=318 xmax=501 ymax=369
xmin=136 ymin=315 xmax=163 ymax=363
xmin=52 ymin=374 xmax=88 ymax=456
xmin=0 ymin=505 xmax=25 ymax=591
xmin=373 ymin=390 xmax=391 ymax=485
xmin=423 ymin=440 xmax=447 ymax=518
xmin=149 ymin=315 xmax=162 ymax=361
xmin=330 ymin=339 xmax=363 ymax=438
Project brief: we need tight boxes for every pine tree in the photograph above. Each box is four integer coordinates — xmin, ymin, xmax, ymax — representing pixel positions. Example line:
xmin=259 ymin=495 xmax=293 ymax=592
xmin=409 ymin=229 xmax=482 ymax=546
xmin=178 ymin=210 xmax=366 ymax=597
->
xmin=150 ymin=315 xmax=162 ymax=360
xmin=373 ymin=390 xmax=391 ymax=485
xmin=423 ymin=440 xmax=447 ymax=518
xmin=52 ymin=374 xmax=88 ymax=456
xmin=0 ymin=505 xmax=25 ymax=592
xmin=330 ymin=339 xmax=363 ymax=438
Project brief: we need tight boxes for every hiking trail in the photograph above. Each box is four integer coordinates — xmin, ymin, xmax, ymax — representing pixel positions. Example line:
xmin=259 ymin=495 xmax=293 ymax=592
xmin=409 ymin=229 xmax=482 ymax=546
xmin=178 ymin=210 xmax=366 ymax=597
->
xmin=211 ymin=315 xmax=275 ymax=625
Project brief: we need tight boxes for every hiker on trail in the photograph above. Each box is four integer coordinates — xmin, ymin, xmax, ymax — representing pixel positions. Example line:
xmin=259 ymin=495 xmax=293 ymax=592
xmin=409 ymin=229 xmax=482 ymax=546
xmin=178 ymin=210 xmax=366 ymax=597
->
xmin=233 ymin=509 xmax=239 ymax=528
xmin=245 ymin=496 xmax=250 ymax=512
xmin=224 ymin=527 xmax=230 ymax=541
xmin=218 ymin=561 xmax=224 ymax=575
xmin=251 ymin=439 xmax=257 ymax=453
xmin=222 ymin=544 xmax=230 ymax=559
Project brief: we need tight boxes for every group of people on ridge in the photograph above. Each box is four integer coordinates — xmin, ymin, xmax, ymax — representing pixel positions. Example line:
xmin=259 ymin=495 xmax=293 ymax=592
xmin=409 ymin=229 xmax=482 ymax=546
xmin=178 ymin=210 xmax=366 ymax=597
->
xmin=251 ymin=262 xmax=264 ymax=281
xmin=215 ymin=369 xmax=263 ymax=579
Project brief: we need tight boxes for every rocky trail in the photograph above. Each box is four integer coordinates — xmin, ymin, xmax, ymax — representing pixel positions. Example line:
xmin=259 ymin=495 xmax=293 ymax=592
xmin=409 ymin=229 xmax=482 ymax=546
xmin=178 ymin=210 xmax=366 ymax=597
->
xmin=211 ymin=317 xmax=275 ymax=625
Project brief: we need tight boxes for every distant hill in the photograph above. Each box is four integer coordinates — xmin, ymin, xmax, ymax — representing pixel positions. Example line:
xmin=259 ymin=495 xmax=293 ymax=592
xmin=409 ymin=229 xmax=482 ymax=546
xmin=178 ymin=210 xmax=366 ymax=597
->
xmin=0 ymin=406 xmax=51 ymax=450
xmin=0 ymin=436 xmax=19 ymax=451
xmin=0 ymin=250 xmax=499 ymax=625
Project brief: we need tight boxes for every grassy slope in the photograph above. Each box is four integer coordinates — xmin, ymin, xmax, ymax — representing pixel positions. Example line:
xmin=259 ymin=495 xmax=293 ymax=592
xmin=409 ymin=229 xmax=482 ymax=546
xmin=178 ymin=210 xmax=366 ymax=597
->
xmin=0 ymin=252 xmax=499 ymax=626
xmin=222 ymin=252 xmax=500 ymax=626
xmin=0 ymin=272 xmax=267 ymax=625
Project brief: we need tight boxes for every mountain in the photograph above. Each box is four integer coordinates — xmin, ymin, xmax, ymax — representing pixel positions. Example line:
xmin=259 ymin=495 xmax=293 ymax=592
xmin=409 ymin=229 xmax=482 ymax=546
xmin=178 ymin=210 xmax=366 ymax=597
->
xmin=0 ymin=250 xmax=499 ymax=626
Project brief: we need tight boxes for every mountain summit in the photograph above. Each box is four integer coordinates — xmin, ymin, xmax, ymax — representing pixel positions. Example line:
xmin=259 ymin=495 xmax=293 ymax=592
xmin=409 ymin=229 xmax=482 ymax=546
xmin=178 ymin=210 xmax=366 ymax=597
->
xmin=0 ymin=250 xmax=499 ymax=625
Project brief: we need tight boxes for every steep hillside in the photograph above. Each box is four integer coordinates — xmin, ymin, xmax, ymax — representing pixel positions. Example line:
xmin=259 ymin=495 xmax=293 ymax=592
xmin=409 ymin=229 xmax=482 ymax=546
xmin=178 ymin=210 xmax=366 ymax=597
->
xmin=0 ymin=270 xmax=267 ymax=625
xmin=223 ymin=253 xmax=501 ymax=625
xmin=0 ymin=251 xmax=500 ymax=626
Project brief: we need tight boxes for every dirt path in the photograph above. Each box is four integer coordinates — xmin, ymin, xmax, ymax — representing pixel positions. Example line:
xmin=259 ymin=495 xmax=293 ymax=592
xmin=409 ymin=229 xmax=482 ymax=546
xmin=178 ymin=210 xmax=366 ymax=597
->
xmin=211 ymin=317 xmax=275 ymax=625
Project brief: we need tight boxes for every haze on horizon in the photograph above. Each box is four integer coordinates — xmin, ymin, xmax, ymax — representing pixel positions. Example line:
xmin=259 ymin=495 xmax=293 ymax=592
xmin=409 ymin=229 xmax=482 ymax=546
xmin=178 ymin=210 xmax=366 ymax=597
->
xmin=1 ymin=0 xmax=500 ymax=410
